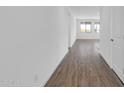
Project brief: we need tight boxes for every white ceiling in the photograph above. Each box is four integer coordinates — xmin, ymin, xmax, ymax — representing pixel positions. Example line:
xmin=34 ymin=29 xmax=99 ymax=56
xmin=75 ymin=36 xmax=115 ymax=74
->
xmin=69 ymin=6 xmax=100 ymax=19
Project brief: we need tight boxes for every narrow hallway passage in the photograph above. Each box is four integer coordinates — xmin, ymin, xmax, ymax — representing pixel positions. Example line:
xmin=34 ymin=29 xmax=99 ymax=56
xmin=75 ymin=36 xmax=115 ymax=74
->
xmin=45 ymin=40 xmax=123 ymax=87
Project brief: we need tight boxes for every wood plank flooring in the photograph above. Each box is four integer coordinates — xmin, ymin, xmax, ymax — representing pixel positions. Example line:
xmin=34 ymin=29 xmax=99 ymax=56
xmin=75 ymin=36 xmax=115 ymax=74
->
xmin=45 ymin=39 xmax=124 ymax=87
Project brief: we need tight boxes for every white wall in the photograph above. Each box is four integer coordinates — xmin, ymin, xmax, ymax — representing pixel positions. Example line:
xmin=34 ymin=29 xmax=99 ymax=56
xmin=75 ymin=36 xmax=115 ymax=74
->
xmin=69 ymin=12 xmax=77 ymax=47
xmin=110 ymin=7 xmax=124 ymax=82
xmin=65 ymin=7 xmax=77 ymax=48
xmin=70 ymin=16 xmax=77 ymax=47
xmin=76 ymin=19 xmax=100 ymax=39
xmin=99 ymin=7 xmax=112 ymax=67
xmin=0 ymin=6 xmax=69 ymax=86
xmin=100 ymin=6 xmax=124 ymax=83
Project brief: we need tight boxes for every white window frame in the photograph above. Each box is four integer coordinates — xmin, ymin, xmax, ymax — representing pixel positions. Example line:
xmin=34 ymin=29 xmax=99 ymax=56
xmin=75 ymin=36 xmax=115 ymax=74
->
xmin=77 ymin=19 xmax=100 ymax=33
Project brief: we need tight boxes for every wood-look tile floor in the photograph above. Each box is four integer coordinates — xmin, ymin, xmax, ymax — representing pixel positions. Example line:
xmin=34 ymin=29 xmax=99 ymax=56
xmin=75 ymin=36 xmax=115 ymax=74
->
xmin=45 ymin=39 xmax=124 ymax=87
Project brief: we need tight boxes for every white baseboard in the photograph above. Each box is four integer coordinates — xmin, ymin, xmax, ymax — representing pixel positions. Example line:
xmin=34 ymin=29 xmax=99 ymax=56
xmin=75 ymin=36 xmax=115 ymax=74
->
xmin=113 ymin=64 xmax=124 ymax=83
xmin=41 ymin=50 xmax=69 ymax=87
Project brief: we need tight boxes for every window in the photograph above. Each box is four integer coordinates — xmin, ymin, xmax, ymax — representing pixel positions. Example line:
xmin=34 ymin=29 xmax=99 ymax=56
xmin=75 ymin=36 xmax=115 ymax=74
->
xmin=80 ymin=22 xmax=91 ymax=32
xmin=94 ymin=22 xmax=100 ymax=33
xmin=80 ymin=21 xmax=100 ymax=33
xmin=80 ymin=22 xmax=85 ymax=32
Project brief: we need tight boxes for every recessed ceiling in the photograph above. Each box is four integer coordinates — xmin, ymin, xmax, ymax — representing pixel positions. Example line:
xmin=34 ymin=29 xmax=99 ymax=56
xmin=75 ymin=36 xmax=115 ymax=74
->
xmin=69 ymin=6 xmax=100 ymax=19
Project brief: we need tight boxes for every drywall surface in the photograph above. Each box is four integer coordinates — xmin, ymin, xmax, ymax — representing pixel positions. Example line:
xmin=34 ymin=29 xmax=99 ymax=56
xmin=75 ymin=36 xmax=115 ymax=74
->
xmin=66 ymin=8 xmax=76 ymax=48
xmin=76 ymin=19 xmax=100 ymax=39
xmin=100 ymin=6 xmax=124 ymax=82
xmin=70 ymin=16 xmax=77 ymax=47
xmin=69 ymin=15 xmax=77 ymax=47
xmin=0 ymin=6 xmax=69 ymax=86
xmin=99 ymin=7 xmax=112 ymax=67
xmin=110 ymin=7 xmax=124 ymax=82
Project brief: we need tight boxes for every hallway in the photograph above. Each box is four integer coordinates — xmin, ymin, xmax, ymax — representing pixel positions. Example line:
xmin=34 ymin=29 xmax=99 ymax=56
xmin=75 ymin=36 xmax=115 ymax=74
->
xmin=46 ymin=40 xmax=123 ymax=87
